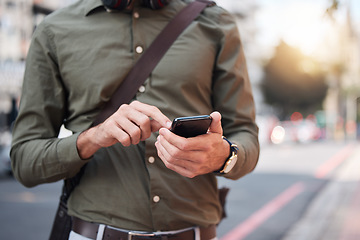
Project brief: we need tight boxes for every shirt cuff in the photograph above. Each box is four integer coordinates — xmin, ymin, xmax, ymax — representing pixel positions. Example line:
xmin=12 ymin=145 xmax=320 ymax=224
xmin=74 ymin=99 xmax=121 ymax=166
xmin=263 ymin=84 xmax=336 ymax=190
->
xmin=57 ymin=132 xmax=90 ymax=178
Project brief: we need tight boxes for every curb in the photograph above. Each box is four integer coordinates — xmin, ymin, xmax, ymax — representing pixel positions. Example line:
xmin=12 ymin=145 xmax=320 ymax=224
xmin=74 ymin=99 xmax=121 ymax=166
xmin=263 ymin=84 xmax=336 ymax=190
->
xmin=282 ymin=142 xmax=360 ymax=240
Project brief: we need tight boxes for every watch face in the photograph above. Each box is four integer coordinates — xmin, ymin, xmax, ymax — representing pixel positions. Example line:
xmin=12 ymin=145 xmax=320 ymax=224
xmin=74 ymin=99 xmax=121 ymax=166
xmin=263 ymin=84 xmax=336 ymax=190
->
xmin=223 ymin=155 xmax=237 ymax=174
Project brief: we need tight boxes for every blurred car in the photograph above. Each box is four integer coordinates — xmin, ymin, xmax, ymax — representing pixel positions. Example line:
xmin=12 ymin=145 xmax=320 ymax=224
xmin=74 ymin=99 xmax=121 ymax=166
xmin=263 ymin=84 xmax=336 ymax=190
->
xmin=256 ymin=115 xmax=279 ymax=147
xmin=0 ymin=144 xmax=12 ymax=176
xmin=270 ymin=120 xmax=321 ymax=144
xmin=0 ymin=130 xmax=12 ymax=176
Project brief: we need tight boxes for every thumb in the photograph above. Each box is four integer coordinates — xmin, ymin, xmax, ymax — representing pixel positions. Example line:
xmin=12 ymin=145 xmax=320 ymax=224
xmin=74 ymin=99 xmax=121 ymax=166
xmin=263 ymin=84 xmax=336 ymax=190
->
xmin=209 ymin=111 xmax=223 ymax=135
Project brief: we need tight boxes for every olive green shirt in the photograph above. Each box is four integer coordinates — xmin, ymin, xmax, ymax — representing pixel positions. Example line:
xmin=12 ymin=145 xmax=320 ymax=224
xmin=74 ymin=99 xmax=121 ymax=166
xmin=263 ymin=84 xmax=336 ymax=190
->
xmin=11 ymin=0 xmax=259 ymax=232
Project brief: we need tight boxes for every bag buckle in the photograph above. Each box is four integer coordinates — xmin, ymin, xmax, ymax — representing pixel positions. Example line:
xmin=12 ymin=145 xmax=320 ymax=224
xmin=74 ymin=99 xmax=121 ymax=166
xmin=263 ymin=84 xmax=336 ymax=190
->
xmin=128 ymin=231 xmax=155 ymax=240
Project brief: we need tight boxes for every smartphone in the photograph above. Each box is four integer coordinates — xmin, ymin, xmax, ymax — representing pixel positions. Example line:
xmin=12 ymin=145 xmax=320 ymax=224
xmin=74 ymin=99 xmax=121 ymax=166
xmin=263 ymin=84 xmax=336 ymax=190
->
xmin=170 ymin=115 xmax=212 ymax=138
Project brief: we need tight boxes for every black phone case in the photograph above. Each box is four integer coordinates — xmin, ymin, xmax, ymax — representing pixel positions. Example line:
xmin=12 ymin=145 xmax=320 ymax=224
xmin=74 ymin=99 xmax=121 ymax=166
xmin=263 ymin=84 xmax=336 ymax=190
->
xmin=170 ymin=115 xmax=212 ymax=138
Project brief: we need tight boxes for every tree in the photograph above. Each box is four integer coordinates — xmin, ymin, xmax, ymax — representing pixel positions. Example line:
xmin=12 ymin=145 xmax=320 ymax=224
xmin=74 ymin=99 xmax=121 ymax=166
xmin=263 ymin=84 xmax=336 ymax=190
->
xmin=261 ymin=41 xmax=328 ymax=120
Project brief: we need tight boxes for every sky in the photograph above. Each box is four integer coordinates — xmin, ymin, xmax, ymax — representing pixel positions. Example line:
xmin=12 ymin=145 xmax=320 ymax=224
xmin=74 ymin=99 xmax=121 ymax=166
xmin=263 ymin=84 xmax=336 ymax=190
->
xmin=216 ymin=0 xmax=360 ymax=59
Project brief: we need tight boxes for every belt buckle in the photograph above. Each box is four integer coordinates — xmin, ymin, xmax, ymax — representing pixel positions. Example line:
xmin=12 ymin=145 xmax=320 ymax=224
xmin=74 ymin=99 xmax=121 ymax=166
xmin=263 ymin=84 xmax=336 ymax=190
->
xmin=128 ymin=231 xmax=156 ymax=240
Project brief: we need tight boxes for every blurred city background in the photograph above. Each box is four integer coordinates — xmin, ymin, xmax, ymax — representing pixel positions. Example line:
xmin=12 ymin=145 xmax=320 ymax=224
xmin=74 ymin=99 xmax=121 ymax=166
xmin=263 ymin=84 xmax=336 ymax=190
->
xmin=0 ymin=0 xmax=359 ymax=240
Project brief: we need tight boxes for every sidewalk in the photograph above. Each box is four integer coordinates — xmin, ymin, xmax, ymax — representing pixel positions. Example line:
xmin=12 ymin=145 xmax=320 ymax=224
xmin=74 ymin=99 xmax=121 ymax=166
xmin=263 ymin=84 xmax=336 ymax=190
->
xmin=283 ymin=142 xmax=360 ymax=240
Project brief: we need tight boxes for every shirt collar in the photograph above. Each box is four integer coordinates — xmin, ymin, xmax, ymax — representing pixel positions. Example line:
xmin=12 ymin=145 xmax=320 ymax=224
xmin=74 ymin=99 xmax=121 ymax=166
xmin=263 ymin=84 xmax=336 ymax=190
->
xmin=83 ymin=0 xmax=180 ymax=16
xmin=84 ymin=0 xmax=104 ymax=16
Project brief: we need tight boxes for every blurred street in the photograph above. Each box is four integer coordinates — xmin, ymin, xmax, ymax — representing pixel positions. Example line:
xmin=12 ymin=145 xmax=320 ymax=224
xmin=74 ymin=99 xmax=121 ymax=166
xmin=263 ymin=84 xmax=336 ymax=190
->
xmin=218 ymin=140 xmax=360 ymax=240
xmin=1 ymin=1 xmax=360 ymax=240
xmin=1 ymin=140 xmax=359 ymax=240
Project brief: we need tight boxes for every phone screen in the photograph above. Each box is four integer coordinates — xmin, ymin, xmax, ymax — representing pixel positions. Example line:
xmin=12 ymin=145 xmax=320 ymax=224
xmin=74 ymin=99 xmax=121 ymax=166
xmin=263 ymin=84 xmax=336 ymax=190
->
xmin=170 ymin=115 xmax=212 ymax=138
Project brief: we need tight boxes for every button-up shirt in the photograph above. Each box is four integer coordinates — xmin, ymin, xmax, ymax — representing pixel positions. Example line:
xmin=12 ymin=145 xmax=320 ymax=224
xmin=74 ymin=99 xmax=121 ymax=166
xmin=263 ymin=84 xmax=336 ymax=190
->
xmin=11 ymin=0 xmax=259 ymax=232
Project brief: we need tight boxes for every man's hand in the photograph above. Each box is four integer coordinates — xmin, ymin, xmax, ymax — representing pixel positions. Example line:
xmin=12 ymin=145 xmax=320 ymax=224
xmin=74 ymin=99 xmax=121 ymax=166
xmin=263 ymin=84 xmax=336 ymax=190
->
xmin=155 ymin=111 xmax=230 ymax=178
xmin=77 ymin=101 xmax=171 ymax=159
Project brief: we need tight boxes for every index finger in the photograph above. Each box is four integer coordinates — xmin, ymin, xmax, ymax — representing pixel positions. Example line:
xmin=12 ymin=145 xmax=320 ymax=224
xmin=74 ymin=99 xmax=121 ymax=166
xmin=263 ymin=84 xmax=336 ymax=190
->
xmin=130 ymin=101 xmax=172 ymax=129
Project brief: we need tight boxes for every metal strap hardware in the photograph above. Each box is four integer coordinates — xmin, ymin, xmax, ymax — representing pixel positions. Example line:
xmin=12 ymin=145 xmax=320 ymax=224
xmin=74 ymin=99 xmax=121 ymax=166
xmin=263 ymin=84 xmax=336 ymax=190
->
xmin=128 ymin=231 xmax=156 ymax=240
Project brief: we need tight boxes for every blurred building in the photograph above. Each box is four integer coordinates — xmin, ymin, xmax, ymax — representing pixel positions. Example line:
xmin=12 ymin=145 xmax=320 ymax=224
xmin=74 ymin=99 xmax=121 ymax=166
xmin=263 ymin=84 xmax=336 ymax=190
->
xmin=0 ymin=0 xmax=32 ymax=61
xmin=0 ymin=0 xmax=76 ymax=62
xmin=221 ymin=0 xmax=360 ymax=142
xmin=0 ymin=0 xmax=75 ymax=130
xmin=322 ymin=5 xmax=360 ymax=140
xmin=341 ymin=8 xmax=360 ymax=140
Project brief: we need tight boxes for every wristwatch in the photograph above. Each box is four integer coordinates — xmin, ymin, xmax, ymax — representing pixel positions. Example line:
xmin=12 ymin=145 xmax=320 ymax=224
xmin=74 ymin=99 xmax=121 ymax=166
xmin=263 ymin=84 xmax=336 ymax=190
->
xmin=217 ymin=137 xmax=239 ymax=174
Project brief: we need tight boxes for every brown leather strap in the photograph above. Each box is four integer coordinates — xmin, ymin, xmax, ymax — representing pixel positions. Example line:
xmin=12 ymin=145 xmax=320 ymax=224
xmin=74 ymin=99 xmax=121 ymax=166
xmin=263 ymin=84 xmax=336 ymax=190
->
xmin=93 ymin=0 xmax=209 ymax=125
xmin=72 ymin=217 xmax=216 ymax=240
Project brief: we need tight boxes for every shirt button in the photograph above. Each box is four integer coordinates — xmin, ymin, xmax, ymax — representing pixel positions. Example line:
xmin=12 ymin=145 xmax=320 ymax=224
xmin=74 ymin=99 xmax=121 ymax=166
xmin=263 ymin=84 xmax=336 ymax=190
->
xmin=148 ymin=156 xmax=155 ymax=163
xmin=153 ymin=195 xmax=160 ymax=203
xmin=133 ymin=12 xmax=140 ymax=19
xmin=138 ymin=85 xmax=146 ymax=93
xmin=135 ymin=46 xmax=144 ymax=54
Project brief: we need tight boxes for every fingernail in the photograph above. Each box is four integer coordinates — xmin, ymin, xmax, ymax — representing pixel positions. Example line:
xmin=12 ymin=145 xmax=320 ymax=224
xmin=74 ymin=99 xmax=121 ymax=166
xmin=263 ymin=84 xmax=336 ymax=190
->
xmin=159 ymin=128 xmax=168 ymax=135
xmin=166 ymin=121 xmax=172 ymax=129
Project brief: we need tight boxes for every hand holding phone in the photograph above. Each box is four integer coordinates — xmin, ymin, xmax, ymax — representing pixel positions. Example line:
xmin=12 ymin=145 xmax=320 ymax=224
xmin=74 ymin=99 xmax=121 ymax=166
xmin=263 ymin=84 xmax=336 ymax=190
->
xmin=170 ymin=115 xmax=212 ymax=138
xmin=157 ymin=112 xmax=230 ymax=178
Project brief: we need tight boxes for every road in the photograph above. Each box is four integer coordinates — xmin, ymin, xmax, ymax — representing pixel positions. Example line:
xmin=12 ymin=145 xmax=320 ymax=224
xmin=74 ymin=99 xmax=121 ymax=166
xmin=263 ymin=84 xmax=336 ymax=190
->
xmin=0 ymin=140 xmax=357 ymax=239
xmin=217 ymin=140 xmax=358 ymax=240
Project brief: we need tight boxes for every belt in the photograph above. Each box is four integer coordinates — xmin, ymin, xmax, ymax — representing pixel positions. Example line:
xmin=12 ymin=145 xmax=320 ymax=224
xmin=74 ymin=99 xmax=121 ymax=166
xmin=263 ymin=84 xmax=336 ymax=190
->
xmin=72 ymin=217 xmax=217 ymax=240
